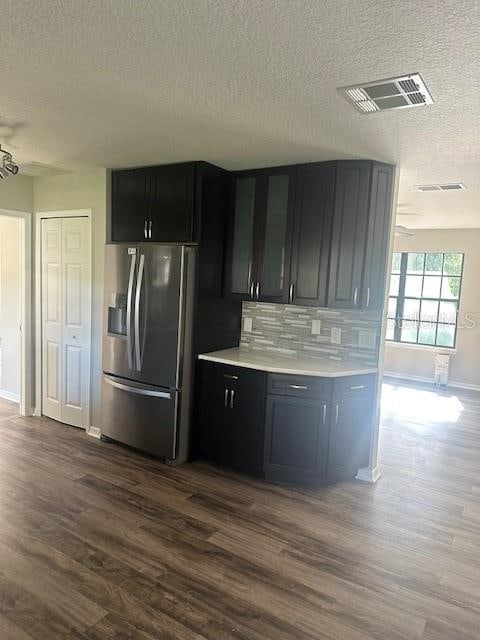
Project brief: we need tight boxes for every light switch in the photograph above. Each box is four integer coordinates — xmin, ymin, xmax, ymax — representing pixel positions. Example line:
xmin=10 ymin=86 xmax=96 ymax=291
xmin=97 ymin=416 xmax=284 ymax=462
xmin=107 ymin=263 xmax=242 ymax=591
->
xmin=311 ymin=319 xmax=321 ymax=335
xmin=243 ymin=317 xmax=253 ymax=333
xmin=331 ymin=327 xmax=342 ymax=344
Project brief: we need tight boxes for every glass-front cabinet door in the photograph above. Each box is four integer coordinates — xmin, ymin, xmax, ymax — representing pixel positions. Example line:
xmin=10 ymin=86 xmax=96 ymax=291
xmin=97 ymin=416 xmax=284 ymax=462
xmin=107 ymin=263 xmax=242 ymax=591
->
xmin=226 ymin=168 xmax=295 ymax=303
xmin=227 ymin=175 xmax=257 ymax=298
xmin=256 ymin=171 xmax=294 ymax=302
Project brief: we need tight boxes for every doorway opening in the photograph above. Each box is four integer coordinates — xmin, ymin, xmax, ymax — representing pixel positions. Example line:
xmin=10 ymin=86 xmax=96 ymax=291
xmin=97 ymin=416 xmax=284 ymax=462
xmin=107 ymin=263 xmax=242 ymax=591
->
xmin=0 ymin=209 xmax=31 ymax=418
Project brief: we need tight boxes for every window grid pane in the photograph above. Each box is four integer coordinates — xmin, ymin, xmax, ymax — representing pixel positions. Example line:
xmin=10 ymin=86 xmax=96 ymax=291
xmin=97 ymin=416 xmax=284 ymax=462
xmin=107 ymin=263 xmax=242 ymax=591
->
xmin=388 ymin=251 xmax=463 ymax=348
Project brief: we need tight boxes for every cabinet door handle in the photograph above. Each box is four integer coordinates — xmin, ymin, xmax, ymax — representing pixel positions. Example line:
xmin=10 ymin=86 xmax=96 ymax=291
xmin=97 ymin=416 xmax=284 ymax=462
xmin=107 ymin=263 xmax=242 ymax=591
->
xmin=353 ymin=287 xmax=358 ymax=306
xmin=323 ymin=403 xmax=327 ymax=424
xmin=148 ymin=220 xmax=153 ymax=239
xmin=366 ymin=287 xmax=370 ymax=307
xmin=249 ymin=281 xmax=255 ymax=300
xmin=230 ymin=388 xmax=235 ymax=409
xmin=144 ymin=219 xmax=148 ymax=239
xmin=255 ymin=282 xmax=260 ymax=300
xmin=223 ymin=374 xmax=239 ymax=380
xmin=224 ymin=388 xmax=229 ymax=408
xmin=350 ymin=384 xmax=365 ymax=390
xmin=289 ymin=384 xmax=308 ymax=390
xmin=335 ymin=403 xmax=339 ymax=424
xmin=289 ymin=283 xmax=294 ymax=303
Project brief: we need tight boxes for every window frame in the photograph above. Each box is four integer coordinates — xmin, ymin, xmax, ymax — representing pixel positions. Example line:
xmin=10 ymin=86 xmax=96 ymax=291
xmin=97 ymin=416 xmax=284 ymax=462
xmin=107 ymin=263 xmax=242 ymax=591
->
xmin=387 ymin=251 xmax=464 ymax=349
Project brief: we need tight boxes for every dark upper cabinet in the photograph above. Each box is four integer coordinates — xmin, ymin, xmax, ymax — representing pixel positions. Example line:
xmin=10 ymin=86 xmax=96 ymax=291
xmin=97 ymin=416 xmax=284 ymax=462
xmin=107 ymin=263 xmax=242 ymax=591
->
xmin=225 ymin=167 xmax=296 ymax=303
xmin=328 ymin=161 xmax=395 ymax=310
xmin=111 ymin=168 xmax=149 ymax=242
xmin=147 ymin=163 xmax=195 ymax=242
xmin=327 ymin=375 xmax=376 ymax=482
xmin=362 ymin=163 xmax=395 ymax=309
xmin=111 ymin=162 xmax=203 ymax=243
xmin=328 ymin=161 xmax=371 ymax=309
xmin=290 ymin=163 xmax=335 ymax=306
xmin=197 ymin=362 xmax=267 ymax=476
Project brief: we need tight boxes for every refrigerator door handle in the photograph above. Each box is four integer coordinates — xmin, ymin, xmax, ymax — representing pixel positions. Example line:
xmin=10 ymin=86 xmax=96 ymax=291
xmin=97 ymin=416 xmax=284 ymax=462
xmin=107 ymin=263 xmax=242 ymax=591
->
xmin=134 ymin=253 xmax=145 ymax=371
xmin=126 ymin=252 xmax=136 ymax=369
xmin=104 ymin=376 xmax=171 ymax=399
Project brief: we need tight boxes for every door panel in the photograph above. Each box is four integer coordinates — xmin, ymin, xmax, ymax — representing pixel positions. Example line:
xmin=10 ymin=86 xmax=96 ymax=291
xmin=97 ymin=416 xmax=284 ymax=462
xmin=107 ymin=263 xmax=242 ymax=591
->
xmin=103 ymin=244 xmax=137 ymax=379
xmin=256 ymin=170 xmax=295 ymax=302
xmin=228 ymin=176 xmax=257 ymax=297
xmin=42 ymin=217 xmax=91 ymax=428
xmin=111 ymin=169 xmax=148 ymax=242
xmin=134 ymin=244 xmax=186 ymax=389
xmin=264 ymin=395 xmax=329 ymax=484
xmin=42 ymin=219 xmax=62 ymax=421
xmin=362 ymin=163 xmax=394 ymax=309
xmin=101 ymin=375 xmax=177 ymax=458
xmin=290 ymin=163 xmax=335 ymax=307
xmin=61 ymin=217 xmax=91 ymax=428
xmin=328 ymin=161 xmax=371 ymax=308
xmin=148 ymin=163 xmax=195 ymax=242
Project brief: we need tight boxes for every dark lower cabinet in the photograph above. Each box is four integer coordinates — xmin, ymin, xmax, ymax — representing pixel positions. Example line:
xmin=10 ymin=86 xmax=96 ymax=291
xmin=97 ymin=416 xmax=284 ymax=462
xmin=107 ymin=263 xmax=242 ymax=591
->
xmin=197 ymin=362 xmax=267 ymax=476
xmin=327 ymin=376 xmax=376 ymax=482
xmin=264 ymin=394 xmax=330 ymax=485
xmin=196 ymin=362 xmax=376 ymax=486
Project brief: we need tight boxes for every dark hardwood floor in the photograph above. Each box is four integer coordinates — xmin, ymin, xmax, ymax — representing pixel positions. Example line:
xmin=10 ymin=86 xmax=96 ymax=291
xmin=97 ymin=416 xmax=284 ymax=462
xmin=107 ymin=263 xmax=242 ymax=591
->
xmin=1 ymin=380 xmax=480 ymax=639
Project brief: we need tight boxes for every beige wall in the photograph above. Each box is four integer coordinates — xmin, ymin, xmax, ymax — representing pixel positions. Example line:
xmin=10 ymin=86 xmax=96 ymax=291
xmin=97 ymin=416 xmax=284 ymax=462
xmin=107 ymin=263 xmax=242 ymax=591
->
xmin=34 ymin=169 xmax=108 ymax=427
xmin=0 ymin=217 xmax=22 ymax=398
xmin=384 ymin=229 xmax=480 ymax=388
xmin=0 ymin=175 xmax=33 ymax=213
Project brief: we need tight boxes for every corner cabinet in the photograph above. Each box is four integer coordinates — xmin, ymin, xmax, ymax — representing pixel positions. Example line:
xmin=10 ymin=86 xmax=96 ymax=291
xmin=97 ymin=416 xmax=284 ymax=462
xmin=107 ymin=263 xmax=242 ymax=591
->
xmin=196 ymin=361 xmax=377 ymax=487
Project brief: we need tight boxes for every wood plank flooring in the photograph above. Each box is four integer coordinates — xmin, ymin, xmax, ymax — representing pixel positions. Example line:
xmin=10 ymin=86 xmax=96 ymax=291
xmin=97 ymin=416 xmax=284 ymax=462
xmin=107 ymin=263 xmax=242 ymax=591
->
xmin=0 ymin=397 xmax=19 ymax=421
xmin=1 ymin=380 xmax=480 ymax=639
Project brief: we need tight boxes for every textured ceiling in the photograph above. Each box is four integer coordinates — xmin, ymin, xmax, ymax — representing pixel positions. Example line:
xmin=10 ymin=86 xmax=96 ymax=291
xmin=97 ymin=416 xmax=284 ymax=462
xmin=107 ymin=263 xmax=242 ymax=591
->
xmin=1 ymin=0 xmax=479 ymax=228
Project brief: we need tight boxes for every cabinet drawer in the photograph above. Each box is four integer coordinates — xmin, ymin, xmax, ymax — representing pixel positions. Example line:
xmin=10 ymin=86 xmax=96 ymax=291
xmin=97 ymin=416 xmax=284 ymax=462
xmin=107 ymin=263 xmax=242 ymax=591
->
xmin=333 ymin=374 xmax=377 ymax=398
xmin=202 ymin=361 xmax=266 ymax=392
xmin=268 ymin=374 xmax=331 ymax=398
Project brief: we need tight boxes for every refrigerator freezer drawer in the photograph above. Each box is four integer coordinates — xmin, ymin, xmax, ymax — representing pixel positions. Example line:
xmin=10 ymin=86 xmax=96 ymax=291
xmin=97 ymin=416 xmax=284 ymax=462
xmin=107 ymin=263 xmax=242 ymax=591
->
xmin=101 ymin=375 xmax=177 ymax=459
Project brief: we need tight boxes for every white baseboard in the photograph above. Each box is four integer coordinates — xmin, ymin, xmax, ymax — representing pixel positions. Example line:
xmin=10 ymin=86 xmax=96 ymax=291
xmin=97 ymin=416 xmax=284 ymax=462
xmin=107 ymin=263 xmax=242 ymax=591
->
xmin=87 ymin=425 xmax=101 ymax=439
xmin=356 ymin=466 xmax=382 ymax=483
xmin=383 ymin=372 xmax=480 ymax=392
xmin=0 ymin=389 xmax=20 ymax=403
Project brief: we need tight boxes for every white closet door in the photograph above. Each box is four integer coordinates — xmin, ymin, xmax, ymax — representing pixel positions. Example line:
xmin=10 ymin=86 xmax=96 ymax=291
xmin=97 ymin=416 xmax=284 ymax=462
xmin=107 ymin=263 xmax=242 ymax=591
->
xmin=42 ymin=217 xmax=91 ymax=428
xmin=42 ymin=219 xmax=63 ymax=422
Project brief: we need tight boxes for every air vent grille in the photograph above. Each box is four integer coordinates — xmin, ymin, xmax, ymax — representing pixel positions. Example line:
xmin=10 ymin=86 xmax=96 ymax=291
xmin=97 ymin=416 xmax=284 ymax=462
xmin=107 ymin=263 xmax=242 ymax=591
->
xmin=416 ymin=183 xmax=466 ymax=192
xmin=339 ymin=73 xmax=433 ymax=114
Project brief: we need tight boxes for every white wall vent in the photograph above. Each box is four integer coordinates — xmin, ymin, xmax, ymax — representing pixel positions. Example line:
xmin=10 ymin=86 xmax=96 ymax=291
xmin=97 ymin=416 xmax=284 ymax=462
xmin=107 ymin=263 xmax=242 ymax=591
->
xmin=416 ymin=183 xmax=466 ymax=192
xmin=339 ymin=73 xmax=433 ymax=114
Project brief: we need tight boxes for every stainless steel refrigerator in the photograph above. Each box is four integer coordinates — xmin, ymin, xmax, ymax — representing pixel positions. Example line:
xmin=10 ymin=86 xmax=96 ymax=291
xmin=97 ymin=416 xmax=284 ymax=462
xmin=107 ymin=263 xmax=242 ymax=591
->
xmin=101 ymin=243 xmax=196 ymax=462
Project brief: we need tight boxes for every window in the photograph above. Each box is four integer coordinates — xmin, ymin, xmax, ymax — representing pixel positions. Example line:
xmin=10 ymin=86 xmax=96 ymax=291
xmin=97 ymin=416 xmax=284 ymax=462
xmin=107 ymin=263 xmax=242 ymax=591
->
xmin=387 ymin=252 xmax=464 ymax=348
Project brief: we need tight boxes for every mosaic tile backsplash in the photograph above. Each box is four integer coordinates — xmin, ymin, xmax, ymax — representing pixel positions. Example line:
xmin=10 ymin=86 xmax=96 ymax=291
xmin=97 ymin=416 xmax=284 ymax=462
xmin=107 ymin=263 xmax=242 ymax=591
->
xmin=240 ymin=302 xmax=382 ymax=367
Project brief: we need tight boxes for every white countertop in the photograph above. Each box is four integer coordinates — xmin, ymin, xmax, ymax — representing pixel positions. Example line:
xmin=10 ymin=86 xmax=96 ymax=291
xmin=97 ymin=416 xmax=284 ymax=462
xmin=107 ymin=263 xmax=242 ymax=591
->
xmin=198 ymin=348 xmax=378 ymax=378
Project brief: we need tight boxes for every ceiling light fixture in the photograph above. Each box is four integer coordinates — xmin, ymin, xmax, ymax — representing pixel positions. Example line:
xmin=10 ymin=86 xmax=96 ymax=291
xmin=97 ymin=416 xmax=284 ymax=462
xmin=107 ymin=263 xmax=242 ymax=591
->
xmin=0 ymin=144 xmax=19 ymax=179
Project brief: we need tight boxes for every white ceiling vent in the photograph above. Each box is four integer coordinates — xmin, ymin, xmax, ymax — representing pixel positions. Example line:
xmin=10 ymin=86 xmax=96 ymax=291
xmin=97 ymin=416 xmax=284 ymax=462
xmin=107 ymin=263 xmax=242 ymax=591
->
xmin=19 ymin=162 xmax=71 ymax=177
xmin=339 ymin=73 xmax=433 ymax=113
xmin=416 ymin=183 xmax=466 ymax=192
